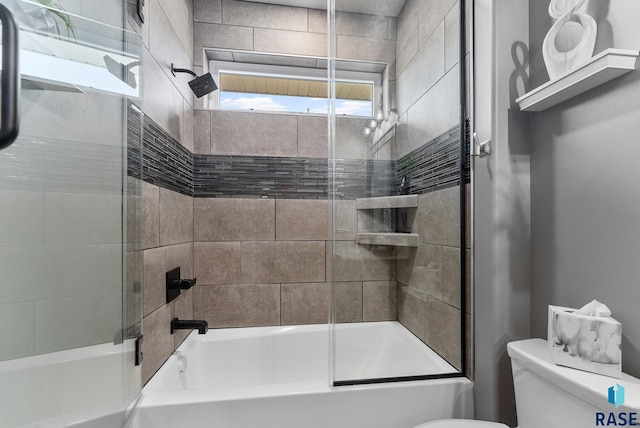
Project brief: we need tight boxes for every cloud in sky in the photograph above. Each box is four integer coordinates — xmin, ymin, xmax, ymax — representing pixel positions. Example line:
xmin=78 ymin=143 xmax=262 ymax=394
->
xmin=220 ymin=92 xmax=371 ymax=117
xmin=335 ymin=100 xmax=372 ymax=116
xmin=221 ymin=96 xmax=287 ymax=112
xmin=311 ymin=100 xmax=371 ymax=116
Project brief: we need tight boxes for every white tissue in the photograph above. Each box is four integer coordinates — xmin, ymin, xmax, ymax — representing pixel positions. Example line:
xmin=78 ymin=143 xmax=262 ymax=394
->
xmin=573 ymin=299 xmax=612 ymax=317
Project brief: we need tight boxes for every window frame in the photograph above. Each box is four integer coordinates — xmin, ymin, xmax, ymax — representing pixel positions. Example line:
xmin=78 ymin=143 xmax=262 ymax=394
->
xmin=207 ymin=60 xmax=383 ymax=118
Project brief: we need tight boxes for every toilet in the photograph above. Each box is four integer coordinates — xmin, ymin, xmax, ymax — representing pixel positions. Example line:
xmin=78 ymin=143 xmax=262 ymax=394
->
xmin=415 ymin=338 xmax=640 ymax=427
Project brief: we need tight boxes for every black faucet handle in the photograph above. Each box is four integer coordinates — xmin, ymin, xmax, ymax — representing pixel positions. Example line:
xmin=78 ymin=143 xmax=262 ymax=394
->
xmin=168 ymin=277 xmax=197 ymax=290
xmin=166 ymin=267 xmax=196 ymax=304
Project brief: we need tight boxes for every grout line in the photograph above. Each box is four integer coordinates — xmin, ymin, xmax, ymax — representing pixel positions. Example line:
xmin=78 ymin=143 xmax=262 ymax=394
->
xmin=279 ymin=283 xmax=282 ymax=326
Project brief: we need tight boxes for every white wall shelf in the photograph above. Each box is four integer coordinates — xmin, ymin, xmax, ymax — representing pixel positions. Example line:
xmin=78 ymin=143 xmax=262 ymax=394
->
xmin=516 ymin=48 xmax=639 ymax=112
xmin=355 ymin=233 xmax=419 ymax=247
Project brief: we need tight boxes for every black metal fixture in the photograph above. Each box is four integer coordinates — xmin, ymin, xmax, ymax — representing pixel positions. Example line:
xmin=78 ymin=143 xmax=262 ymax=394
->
xmin=171 ymin=63 xmax=218 ymax=98
xmin=171 ymin=318 xmax=208 ymax=335
xmin=0 ymin=4 xmax=20 ymax=151
xmin=135 ymin=335 xmax=144 ymax=366
xmin=166 ymin=267 xmax=197 ymax=304
xmin=137 ymin=0 xmax=145 ymax=23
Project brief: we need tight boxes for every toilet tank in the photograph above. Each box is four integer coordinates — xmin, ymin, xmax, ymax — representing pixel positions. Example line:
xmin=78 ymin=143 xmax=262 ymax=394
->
xmin=508 ymin=339 xmax=640 ymax=428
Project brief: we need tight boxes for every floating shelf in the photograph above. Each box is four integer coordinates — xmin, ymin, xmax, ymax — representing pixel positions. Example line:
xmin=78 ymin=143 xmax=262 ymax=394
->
xmin=356 ymin=233 xmax=419 ymax=247
xmin=516 ymin=48 xmax=639 ymax=112
xmin=356 ymin=195 xmax=418 ymax=210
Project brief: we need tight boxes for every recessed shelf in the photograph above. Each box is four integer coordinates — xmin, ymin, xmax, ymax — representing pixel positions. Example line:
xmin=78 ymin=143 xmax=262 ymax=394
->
xmin=356 ymin=195 xmax=418 ymax=210
xmin=516 ymin=48 xmax=639 ymax=112
xmin=356 ymin=233 xmax=419 ymax=247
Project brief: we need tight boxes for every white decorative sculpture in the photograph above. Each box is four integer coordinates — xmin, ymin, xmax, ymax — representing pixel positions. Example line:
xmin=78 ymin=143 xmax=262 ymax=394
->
xmin=543 ymin=0 xmax=597 ymax=80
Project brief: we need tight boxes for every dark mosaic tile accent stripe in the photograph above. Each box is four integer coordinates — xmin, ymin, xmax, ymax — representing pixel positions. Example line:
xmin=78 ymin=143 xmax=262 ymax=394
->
xmin=127 ymin=103 xmax=143 ymax=181
xmin=194 ymin=156 xmax=396 ymax=199
xmin=127 ymin=102 xmax=194 ymax=196
xmin=126 ymin=102 xmax=467 ymax=200
xmin=396 ymin=123 xmax=470 ymax=195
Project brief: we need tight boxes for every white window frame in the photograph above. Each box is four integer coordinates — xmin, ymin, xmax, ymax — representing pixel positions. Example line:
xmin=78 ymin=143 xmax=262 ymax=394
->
xmin=207 ymin=60 xmax=383 ymax=118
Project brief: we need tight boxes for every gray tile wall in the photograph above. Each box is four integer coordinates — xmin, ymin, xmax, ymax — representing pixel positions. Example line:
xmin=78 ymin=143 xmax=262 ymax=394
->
xmin=139 ymin=180 xmax=195 ymax=384
xmin=141 ymin=0 xmax=194 ymax=149
xmin=193 ymin=0 xmax=396 ymax=66
xmin=395 ymin=184 xmax=471 ymax=372
xmin=194 ymin=111 xmax=372 ymax=159
xmin=193 ymin=197 xmax=397 ymax=328
xmin=393 ymin=0 xmax=469 ymax=374
xmin=395 ymin=0 xmax=464 ymax=160
xmin=135 ymin=0 xmax=196 ymax=385
xmin=189 ymin=2 xmax=401 ymax=340
xmin=134 ymin=0 xmax=471 ymax=385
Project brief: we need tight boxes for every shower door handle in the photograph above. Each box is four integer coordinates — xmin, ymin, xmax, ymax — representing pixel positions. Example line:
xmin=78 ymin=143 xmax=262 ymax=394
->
xmin=0 ymin=3 xmax=20 ymax=151
xmin=471 ymin=133 xmax=491 ymax=157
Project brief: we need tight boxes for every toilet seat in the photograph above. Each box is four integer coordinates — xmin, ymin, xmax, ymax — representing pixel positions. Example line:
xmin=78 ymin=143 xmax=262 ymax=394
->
xmin=414 ymin=419 xmax=509 ymax=428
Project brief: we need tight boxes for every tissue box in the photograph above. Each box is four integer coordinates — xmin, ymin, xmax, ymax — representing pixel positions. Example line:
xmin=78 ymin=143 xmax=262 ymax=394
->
xmin=548 ymin=305 xmax=622 ymax=378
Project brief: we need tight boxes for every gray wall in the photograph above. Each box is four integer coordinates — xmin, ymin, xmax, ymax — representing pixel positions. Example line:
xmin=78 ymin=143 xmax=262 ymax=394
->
xmin=529 ymin=0 xmax=640 ymax=379
xmin=473 ymin=0 xmax=531 ymax=425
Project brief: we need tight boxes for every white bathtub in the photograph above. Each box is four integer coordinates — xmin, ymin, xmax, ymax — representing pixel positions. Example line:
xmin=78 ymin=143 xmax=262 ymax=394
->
xmin=134 ymin=322 xmax=472 ymax=428
xmin=0 ymin=341 xmax=139 ymax=428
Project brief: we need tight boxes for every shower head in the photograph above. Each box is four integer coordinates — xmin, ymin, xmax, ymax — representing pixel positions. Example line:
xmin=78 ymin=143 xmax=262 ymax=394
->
xmin=188 ymin=73 xmax=217 ymax=98
xmin=171 ymin=63 xmax=218 ymax=98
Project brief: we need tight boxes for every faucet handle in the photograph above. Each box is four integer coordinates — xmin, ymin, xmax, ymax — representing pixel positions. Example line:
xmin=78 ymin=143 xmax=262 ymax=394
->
xmin=168 ymin=277 xmax=197 ymax=290
xmin=166 ymin=267 xmax=196 ymax=304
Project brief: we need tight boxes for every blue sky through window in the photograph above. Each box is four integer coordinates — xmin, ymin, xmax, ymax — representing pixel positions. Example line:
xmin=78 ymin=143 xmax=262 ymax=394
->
xmin=219 ymin=91 xmax=373 ymax=117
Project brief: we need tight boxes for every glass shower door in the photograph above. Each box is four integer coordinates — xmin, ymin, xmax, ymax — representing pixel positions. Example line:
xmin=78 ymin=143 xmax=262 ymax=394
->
xmin=329 ymin=0 xmax=469 ymax=385
xmin=0 ymin=1 xmax=142 ymax=426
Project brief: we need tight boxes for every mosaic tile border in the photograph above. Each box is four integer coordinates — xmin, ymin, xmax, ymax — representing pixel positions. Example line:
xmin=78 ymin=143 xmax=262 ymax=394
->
xmin=396 ymin=123 xmax=470 ymax=195
xmin=194 ymin=155 xmax=396 ymax=199
xmin=127 ymin=103 xmax=194 ymax=196
xmin=127 ymin=105 xmax=469 ymax=200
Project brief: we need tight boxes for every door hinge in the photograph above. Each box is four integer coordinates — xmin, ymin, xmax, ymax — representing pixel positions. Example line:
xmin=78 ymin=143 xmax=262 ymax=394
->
xmin=135 ymin=335 xmax=144 ymax=366
xmin=137 ymin=0 xmax=145 ymax=23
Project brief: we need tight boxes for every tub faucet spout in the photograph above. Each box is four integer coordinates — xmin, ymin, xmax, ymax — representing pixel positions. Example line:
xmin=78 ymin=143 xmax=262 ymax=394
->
xmin=171 ymin=318 xmax=208 ymax=334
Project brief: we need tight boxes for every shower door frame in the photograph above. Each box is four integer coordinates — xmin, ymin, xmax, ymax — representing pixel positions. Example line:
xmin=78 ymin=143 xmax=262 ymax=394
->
xmin=327 ymin=0 xmax=471 ymax=386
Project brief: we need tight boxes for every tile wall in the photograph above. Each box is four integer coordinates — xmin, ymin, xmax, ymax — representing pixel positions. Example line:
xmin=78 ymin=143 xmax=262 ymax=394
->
xmin=137 ymin=0 xmax=470 ymax=383
xmin=393 ymin=0 xmax=470 ymax=374
xmin=190 ymin=1 xmax=400 ymax=332
xmin=133 ymin=0 xmax=196 ymax=384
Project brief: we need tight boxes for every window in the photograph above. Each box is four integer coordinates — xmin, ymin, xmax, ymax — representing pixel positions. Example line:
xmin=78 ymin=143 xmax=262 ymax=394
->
xmin=207 ymin=55 xmax=384 ymax=118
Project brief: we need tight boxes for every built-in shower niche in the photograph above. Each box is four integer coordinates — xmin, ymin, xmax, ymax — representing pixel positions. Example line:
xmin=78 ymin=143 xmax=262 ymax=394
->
xmin=355 ymin=195 xmax=419 ymax=247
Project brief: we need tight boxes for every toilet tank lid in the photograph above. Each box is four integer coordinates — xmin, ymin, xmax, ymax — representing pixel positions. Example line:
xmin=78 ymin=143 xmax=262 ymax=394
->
xmin=414 ymin=420 xmax=508 ymax=427
xmin=508 ymin=339 xmax=640 ymax=411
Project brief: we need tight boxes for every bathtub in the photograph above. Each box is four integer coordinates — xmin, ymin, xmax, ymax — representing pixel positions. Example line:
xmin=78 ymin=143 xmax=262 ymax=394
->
xmin=134 ymin=321 xmax=472 ymax=428
xmin=0 ymin=341 xmax=139 ymax=428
